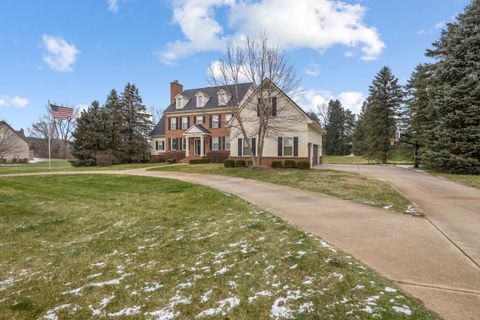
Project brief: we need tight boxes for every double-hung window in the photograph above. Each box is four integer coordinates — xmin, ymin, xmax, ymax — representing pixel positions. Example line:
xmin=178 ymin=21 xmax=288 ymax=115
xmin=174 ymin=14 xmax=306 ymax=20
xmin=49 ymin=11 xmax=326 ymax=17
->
xmin=225 ymin=114 xmax=232 ymax=125
xmin=182 ymin=117 xmax=188 ymax=130
xmin=171 ymin=138 xmax=178 ymax=150
xmin=159 ymin=141 xmax=164 ymax=151
xmin=283 ymin=137 xmax=293 ymax=156
xmin=212 ymin=115 xmax=219 ymax=128
xmin=225 ymin=138 xmax=230 ymax=150
xmin=196 ymin=115 xmax=204 ymax=124
xmin=212 ymin=137 xmax=220 ymax=151
xmin=170 ymin=117 xmax=177 ymax=130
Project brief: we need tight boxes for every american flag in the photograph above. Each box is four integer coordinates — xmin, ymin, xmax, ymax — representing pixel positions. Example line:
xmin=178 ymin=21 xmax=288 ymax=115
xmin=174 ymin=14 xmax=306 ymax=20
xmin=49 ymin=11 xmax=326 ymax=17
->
xmin=50 ymin=104 xmax=73 ymax=120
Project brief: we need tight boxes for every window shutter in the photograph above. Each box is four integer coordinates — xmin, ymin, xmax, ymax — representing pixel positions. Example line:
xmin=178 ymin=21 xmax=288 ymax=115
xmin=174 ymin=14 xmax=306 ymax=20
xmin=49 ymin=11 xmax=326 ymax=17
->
xmin=257 ymin=98 xmax=261 ymax=117
xmin=221 ymin=137 xmax=225 ymax=150
xmin=177 ymin=117 xmax=180 ymax=129
xmin=209 ymin=137 xmax=212 ymax=150
xmin=179 ymin=138 xmax=183 ymax=150
xmin=294 ymin=137 xmax=298 ymax=157
xmin=209 ymin=114 xmax=212 ymax=128
xmin=278 ymin=137 xmax=283 ymax=156
xmin=156 ymin=141 xmax=158 ymax=150
xmin=238 ymin=138 xmax=243 ymax=156
xmin=193 ymin=116 xmax=196 ymax=124
xmin=168 ymin=117 xmax=171 ymax=130
xmin=187 ymin=116 xmax=190 ymax=128
xmin=169 ymin=138 xmax=171 ymax=150
xmin=272 ymin=97 xmax=277 ymax=116
xmin=218 ymin=114 xmax=221 ymax=128
xmin=251 ymin=138 xmax=256 ymax=156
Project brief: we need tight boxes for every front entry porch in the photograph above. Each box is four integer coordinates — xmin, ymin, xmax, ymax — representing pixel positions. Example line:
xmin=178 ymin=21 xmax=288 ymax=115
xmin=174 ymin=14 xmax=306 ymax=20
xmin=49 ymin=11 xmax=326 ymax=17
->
xmin=183 ymin=124 xmax=210 ymax=158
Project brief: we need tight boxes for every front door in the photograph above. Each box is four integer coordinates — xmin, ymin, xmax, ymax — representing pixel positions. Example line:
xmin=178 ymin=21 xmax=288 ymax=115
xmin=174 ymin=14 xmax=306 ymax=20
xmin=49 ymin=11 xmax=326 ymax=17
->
xmin=313 ymin=145 xmax=319 ymax=166
xmin=194 ymin=139 xmax=201 ymax=156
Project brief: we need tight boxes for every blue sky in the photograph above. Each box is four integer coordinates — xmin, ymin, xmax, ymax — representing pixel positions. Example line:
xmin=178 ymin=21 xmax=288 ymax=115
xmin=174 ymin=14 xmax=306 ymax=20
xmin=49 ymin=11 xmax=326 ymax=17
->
xmin=0 ymin=0 xmax=470 ymax=131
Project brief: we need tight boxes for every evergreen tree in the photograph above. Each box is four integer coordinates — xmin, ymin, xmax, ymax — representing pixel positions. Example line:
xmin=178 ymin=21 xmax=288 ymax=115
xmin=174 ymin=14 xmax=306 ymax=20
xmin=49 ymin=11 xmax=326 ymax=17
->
xmin=364 ymin=67 xmax=404 ymax=163
xmin=104 ymin=89 xmax=123 ymax=155
xmin=118 ymin=83 xmax=152 ymax=162
xmin=352 ymin=101 xmax=368 ymax=156
xmin=325 ymin=100 xmax=347 ymax=155
xmin=422 ymin=1 xmax=480 ymax=174
xmin=343 ymin=109 xmax=356 ymax=155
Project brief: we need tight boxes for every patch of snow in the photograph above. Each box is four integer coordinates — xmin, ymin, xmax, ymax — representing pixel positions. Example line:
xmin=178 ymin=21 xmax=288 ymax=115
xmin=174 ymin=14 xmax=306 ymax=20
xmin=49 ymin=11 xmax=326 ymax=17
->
xmin=214 ymin=267 xmax=229 ymax=276
xmin=201 ymin=289 xmax=213 ymax=303
xmin=383 ymin=205 xmax=393 ymax=209
xmin=318 ymin=240 xmax=337 ymax=253
xmin=248 ymin=290 xmax=272 ymax=303
xmin=299 ymin=302 xmax=314 ymax=313
xmin=144 ymin=282 xmax=164 ymax=293
xmin=385 ymin=287 xmax=397 ymax=293
xmin=145 ymin=309 xmax=179 ymax=320
xmin=176 ymin=282 xmax=192 ymax=289
xmin=196 ymin=297 xmax=240 ymax=318
xmin=107 ymin=305 xmax=141 ymax=317
xmin=197 ymin=232 xmax=219 ymax=240
xmin=296 ymin=251 xmax=306 ymax=258
xmin=44 ymin=304 xmax=71 ymax=320
xmin=393 ymin=305 xmax=412 ymax=316
xmin=87 ymin=273 xmax=102 ymax=279
xmin=0 ymin=277 xmax=16 ymax=292
xmin=289 ymin=264 xmax=298 ymax=270
xmin=355 ymin=285 xmax=365 ymax=290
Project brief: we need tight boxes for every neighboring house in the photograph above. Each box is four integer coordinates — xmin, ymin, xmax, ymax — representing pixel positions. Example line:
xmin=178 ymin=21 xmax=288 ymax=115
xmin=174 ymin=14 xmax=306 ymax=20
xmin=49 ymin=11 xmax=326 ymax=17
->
xmin=0 ymin=121 xmax=32 ymax=162
xmin=26 ymin=137 xmax=74 ymax=159
xmin=149 ymin=80 xmax=324 ymax=166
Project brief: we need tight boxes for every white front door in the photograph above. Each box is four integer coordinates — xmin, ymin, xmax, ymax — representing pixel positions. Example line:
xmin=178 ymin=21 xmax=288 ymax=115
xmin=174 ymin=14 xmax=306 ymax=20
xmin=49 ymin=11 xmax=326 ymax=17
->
xmin=194 ymin=139 xmax=201 ymax=156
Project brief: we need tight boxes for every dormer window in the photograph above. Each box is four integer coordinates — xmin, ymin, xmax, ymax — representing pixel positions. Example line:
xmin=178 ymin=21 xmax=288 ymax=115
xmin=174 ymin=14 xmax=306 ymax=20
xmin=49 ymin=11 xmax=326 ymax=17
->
xmin=195 ymin=92 xmax=209 ymax=108
xmin=217 ymin=89 xmax=230 ymax=106
xmin=176 ymin=96 xmax=184 ymax=109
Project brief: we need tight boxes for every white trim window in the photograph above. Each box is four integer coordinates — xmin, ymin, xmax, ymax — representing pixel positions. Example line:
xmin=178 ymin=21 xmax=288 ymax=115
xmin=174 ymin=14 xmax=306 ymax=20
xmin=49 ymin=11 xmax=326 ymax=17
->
xmin=170 ymin=117 xmax=177 ymax=130
xmin=212 ymin=115 xmax=219 ymax=128
xmin=171 ymin=138 xmax=178 ymax=150
xmin=283 ymin=137 xmax=293 ymax=156
xmin=182 ymin=116 xmax=188 ymax=130
xmin=176 ymin=97 xmax=183 ymax=109
xmin=159 ymin=140 xmax=165 ymax=151
xmin=225 ymin=138 xmax=230 ymax=151
xmin=196 ymin=115 xmax=204 ymax=124
xmin=212 ymin=137 xmax=220 ymax=151
xmin=182 ymin=138 xmax=186 ymax=150
xmin=225 ymin=113 xmax=232 ymax=125
xmin=242 ymin=138 xmax=251 ymax=156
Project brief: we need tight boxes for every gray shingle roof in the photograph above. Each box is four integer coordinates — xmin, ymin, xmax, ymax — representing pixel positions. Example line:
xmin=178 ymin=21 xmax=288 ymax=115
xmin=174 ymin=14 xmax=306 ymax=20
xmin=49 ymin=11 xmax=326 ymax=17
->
xmin=164 ymin=83 xmax=252 ymax=113
xmin=150 ymin=115 xmax=165 ymax=136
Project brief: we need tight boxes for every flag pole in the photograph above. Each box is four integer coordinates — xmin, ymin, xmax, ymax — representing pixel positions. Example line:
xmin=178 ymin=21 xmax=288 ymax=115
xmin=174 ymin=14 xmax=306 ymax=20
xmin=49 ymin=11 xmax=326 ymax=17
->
xmin=48 ymin=101 xmax=51 ymax=171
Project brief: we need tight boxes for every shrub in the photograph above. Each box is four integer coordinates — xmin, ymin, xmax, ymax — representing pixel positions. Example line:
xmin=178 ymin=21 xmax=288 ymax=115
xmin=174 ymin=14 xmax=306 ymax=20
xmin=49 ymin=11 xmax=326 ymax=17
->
xmin=69 ymin=159 xmax=96 ymax=167
xmin=206 ymin=150 xmax=229 ymax=163
xmin=224 ymin=159 xmax=235 ymax=168
xmin=152 ymin=151 xmax=185 ymax=162
xmin=23 ymin=158 xmax=29 ymax=163
xmin=167 ymin=158 xmax=177 ymax=164
xmin=235 ymin=160 xmax=246 ymax=167
xmin=247 ymin=160 xmax=253 ymax=167
xmin=271 ymin=160 xmax=283 ymax=168
xmin=0 ymin=158 xmax=6 ymax=163
xmin=189 ymin=158 xmax=210 ymax=164
xmin=297 ymin=160 xmax=310 ymax=170
xmin=12 ymin=158 xmax=18 ymax=163
xmin=284 ymin=160 xmax=297 ymax=168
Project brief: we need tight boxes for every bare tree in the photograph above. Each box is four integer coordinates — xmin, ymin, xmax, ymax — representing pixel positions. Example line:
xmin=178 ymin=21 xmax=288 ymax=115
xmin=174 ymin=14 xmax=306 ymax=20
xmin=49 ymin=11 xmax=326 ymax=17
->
xmin=0 ymin=121 xmax=25 ymax=159
xmin=149 ymin=106 xmax=164 ymax=125
xmin=209 ymin=34 xmax=301 ymax=166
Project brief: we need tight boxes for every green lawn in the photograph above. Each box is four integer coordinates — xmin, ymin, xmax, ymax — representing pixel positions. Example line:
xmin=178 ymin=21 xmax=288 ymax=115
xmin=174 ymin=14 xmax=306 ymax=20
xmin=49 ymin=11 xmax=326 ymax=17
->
xmin=151 ymin=164 xmax=412 ymax=214
xmin=325 ymin=155 xmax=413 ymax=165
xmin=430 ymin=172 xmax=480 ymax=190
xmin=0 ymin=160 xmax=165 ymax=175
xmin=0 ymin=175 xmax=438 ymax=319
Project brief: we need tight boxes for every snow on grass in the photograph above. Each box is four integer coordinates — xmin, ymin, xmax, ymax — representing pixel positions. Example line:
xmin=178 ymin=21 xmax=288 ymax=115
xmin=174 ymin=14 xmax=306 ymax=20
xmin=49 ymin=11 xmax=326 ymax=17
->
xmin=107 ymin=305 xmax=141 ymax=317
xmin=44 ymin=304 xmax=72 ymax=320
xmin=393 ymin=305 xmax=412 ymax=316
xmin=200 ymin=289 xmax=213 ymax=303
xmin=0 ymin=278 xmax=17 ymax=292
xmin=196 ymin=297 xmax=240 ymax=318
xmin=248 ymin=290 xmax=273 ymax=303
xmin=143 ymin=282 xmax=164 ymax=293
xmin=145 ymin=309 xmax=178 ymax=320
xmin=385 ymin=286 xmax=397 ymax=293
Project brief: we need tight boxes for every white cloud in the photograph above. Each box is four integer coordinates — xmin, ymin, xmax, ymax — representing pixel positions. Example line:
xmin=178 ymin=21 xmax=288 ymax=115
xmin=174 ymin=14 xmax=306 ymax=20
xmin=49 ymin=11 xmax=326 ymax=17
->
xmin=301 ymin=89 xmax=365 ymax=115
xmin=305 ymin=63 xmax=320 ymax=77
xmin=160 ymin=0 xmax=385 ymax=64
xmin=208 ymin=60 xmax=249 ymax=82
xmin=108 ymin=0 xmax=119 ymax=13
xmin=42 ymin=34 xmax=79 ymax=73
xmin=435 ymin=21 xmax=447 ymax=29
xmin=0 ymin=95 xmax=29 ymax=108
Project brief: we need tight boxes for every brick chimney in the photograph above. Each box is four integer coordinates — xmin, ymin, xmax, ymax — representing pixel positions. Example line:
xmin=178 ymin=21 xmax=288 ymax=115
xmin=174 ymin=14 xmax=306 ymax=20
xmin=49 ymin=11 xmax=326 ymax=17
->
xmin=170 ymin=80 xmax=183 ymax=105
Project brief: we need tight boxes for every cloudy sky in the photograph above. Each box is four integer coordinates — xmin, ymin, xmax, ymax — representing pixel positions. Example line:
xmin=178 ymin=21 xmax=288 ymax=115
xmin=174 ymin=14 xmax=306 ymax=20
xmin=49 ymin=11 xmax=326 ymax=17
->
xmin=0 ymin=0 xmax=470 ymax=130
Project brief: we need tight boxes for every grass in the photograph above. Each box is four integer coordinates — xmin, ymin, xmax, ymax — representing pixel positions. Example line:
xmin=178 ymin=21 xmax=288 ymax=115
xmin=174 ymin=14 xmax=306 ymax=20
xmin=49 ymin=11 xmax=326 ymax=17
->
xmin=429 ymin=171 xmax=480 ymax=190
xmin=0 ymin=174 xmax=438 ymax=319
xmin=325 ymin=155 xmax=413 ymax=165
xmin=151 ymin=164 xmax=412 ymax=213
xmin=0 ymin=160 xmax=165 ymax=175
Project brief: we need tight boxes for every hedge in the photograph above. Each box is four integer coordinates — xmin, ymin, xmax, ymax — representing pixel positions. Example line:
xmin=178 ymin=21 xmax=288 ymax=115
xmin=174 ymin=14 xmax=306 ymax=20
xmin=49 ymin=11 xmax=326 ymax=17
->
xmin=224 ymin=159 xmax=235 ymax=168
xmin=189 ymin=158 xmax=210 ymax=164
xmin=297 ymin=161 xmax=310 ymax=170
xmin=271 ymin=160 xmax=283 ymax=168
xmin=167 ymin=158 xmax=177 ymax=164
xmin=284 ymin=160 xmax=297 ymax=168
xmin=235 ymin=160 xmax=246 ymax=167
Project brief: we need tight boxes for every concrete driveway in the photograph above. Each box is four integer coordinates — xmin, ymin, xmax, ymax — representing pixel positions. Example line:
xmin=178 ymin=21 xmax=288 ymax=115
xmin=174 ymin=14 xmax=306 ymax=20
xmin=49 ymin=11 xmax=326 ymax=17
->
xmin=319 ymin=164 xmax=480 ymax=269
xmin=3 ymin=169 xmax=480 ymax=319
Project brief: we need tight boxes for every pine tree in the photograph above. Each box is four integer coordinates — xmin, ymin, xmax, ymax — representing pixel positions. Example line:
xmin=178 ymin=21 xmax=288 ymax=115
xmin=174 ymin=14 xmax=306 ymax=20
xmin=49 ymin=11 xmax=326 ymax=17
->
xmin=104 ymin=89 xmax=123 ymax=155
xmin=118 ymin=83 xmax=152 ymax=162
xmin=352 ymin=102 xmax=368 ymax=156
xmin=364 ymin=67 xmax=404 ymax=163
xmin=343 ymin=109 xmax=356 ymax=155
xmin=422 ymin=1 xmax=480 ymax=174
xmin=325 ymin=100 xmax=347 ymax=155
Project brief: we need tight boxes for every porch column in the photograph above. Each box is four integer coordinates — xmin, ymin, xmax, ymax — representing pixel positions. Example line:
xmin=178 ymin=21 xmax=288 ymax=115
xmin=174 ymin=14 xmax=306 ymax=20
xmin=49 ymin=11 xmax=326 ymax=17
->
xmin=200 ymin=135 xmax=204 ymax=157
xmin=185 ymin=136 xmax=189 ymax=157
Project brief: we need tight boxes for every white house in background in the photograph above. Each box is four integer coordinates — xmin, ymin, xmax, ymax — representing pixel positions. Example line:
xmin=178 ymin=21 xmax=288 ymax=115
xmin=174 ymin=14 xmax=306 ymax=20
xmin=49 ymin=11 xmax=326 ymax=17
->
xmin=0 ymin=120 xmax=31 ymax=162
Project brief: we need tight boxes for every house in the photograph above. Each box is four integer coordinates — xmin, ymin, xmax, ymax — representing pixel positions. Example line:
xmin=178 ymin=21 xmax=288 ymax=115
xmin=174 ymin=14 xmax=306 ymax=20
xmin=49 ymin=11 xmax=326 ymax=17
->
xmin=149 ymin=80 xmax=324 ymax=166
xmin=0 ymin=120 xmax=32 ymax=162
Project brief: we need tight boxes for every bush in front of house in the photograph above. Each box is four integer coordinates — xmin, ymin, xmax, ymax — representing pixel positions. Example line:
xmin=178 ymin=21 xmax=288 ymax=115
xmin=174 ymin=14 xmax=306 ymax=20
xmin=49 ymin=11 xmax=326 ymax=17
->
xmin=69 ymin=159 xmax=96 ymax=167
xmin=167 ymin=158 xmax=177 ymax=164
xmin=296 ymin=161 xmax=310 ymax=170
xmin=271 ymin=160 xmax=283 ymax=168
xmin=206 ymin=151 xmax=229 ymax=163
xmin=284 ymin=160 xmax=297 ymax=168
xmin=224 ymin=159 xmax=235 ymax=168
xmin=189 ymin=158 xmax=210 ymax=164
xmin=235 ymin=160 xmax=246 ymax=167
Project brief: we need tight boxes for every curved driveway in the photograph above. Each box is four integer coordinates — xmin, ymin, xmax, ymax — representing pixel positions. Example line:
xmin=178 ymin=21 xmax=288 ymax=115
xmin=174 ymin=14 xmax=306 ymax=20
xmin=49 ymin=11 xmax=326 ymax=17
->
xmin=2 ymin=168 xmax=480 ymax=319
